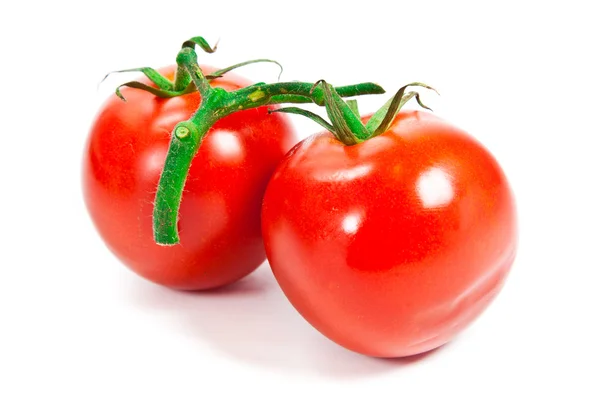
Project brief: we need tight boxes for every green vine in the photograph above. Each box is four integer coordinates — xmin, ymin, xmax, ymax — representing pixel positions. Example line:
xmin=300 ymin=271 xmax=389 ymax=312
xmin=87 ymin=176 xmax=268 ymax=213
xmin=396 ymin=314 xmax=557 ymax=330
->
xmin=109 ymin=36 xmax=435 ymax=245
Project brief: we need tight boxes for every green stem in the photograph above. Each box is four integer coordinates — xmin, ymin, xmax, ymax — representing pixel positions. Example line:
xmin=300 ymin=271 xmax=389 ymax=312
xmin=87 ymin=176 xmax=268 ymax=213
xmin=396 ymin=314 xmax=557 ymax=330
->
xmin=173 ymin=64 xmax=191 ymax=92
xmin=153 ymin=113 xmax=216 ymax=245
xmin=151 ymin=43 xmax=385 ymax=246
xmin=177 ymin=48 xmax=214 ymax=98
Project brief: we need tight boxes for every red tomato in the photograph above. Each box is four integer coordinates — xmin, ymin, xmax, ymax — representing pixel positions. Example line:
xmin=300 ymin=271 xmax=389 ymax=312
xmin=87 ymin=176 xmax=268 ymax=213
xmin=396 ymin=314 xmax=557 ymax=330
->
xmin=83 ymin=66 xmax=297 ymax=290
xmin=262 ymin=110 xmax=517 ymax=357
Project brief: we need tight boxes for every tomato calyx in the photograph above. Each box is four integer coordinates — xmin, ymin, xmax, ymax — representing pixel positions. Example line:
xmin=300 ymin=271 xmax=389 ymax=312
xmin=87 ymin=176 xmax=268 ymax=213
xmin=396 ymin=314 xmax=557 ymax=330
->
xmin=274 ymin=81 xmax=438 ymax=146
xmin=105 ymin=36 xmax=386 ymax=246
xmin=102 ymin=38 xmax=282 ymax=101
xmin=320 ymin=80 xmax=371 ymax=144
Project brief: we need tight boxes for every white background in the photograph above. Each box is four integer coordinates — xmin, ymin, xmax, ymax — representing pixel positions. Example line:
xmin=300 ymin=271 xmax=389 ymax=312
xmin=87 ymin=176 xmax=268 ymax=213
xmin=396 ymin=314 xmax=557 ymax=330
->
xmin=1 ymin=1 xmax=599 ymax=398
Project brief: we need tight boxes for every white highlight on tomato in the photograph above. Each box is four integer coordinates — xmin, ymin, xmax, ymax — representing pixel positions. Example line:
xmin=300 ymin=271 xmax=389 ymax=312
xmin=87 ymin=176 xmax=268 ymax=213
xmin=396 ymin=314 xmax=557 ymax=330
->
xmin=416 ymin=167 xmax=455 ymax=208
xmin=342 ymin=213 xmax=362 ymax=235
xmin=212 ymin=130 xmax=244 ymax=160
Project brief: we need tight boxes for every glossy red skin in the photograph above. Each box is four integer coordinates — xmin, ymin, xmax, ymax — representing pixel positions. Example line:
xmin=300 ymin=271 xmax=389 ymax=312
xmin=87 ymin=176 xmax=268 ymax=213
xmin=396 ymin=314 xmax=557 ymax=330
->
xmin=262 ymin=111 xmax=517 ymax=357
xmin=83 ymin=66 xmax=296 ymax=290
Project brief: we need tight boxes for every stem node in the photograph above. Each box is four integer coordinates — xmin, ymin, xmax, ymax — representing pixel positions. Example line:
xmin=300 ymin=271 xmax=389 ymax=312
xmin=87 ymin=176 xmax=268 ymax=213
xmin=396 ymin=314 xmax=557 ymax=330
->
xmin=175 ymin=126 xmax=190 ymax=139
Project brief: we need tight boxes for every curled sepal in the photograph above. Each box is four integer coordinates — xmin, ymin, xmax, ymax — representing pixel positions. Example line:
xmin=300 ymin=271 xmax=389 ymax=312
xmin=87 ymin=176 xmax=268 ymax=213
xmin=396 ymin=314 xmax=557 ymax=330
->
xmin=101 ymin=67 xmax=174 ymax=92
xmin=181 ymin=36 xmax=218 ymax=53
xmin=316 ymin=80 xmax=370 ymax=145
xmin=115 ymin=81 xmax=195 ymax=101
xmin=346 ymin=99 xmax=360 ymax=118
xmin=367 ymin=82 xmax=438 ymax=137
xmin=403 ymin=91 xmax=433 ymax=111
xmin=270 ymin=107 xmax=335 ymax=133
xmin=207 ymin=59 xmax=284 ymax=81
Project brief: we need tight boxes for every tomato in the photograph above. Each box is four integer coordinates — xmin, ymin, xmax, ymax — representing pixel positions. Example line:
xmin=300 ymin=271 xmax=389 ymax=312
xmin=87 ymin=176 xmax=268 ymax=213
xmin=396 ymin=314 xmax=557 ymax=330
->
xmin=83 ymin=66 xmax=297 ymax=290
xmin=261 ymin=110 xmax=517 ymax=357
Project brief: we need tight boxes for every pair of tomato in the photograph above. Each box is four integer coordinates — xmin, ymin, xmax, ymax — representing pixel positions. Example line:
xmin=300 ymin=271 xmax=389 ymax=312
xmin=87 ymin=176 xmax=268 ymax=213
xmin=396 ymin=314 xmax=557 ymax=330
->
xmin=83 ymin=66 xmax=517 ymax=358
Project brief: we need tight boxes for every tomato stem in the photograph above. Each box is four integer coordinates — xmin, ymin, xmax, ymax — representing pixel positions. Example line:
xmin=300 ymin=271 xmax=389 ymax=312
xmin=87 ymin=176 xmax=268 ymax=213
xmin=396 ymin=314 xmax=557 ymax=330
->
xmin=173 ymin=64 xmax=192 ymax=92
xmin=153 ymin=118 xmax=214 ymax=245
xmin=178 ymin=47 xmax=214 ymax=99
xmin=149 ymin=37 xmax=386 ymax=245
